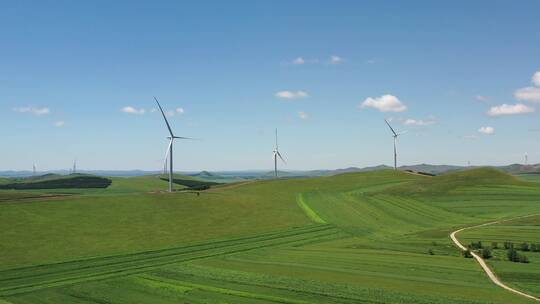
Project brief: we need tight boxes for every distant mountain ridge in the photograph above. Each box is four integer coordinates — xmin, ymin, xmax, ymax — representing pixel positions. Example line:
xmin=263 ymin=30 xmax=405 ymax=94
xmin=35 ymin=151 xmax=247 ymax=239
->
xmin=1 ymin=163 xmax=539 ymax=179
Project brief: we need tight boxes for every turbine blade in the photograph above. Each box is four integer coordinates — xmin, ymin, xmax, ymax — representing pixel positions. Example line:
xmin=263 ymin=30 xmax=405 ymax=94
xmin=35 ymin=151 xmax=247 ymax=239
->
xmin=277 ymin=151 xmax=286 ymax=164
xmin=173 ymin=136 xmax=197 ymax=140
xmin=275 ymin=128 xmax=278 ymax=149
xmin=384 ymin=119 xmax=398 ymax=136
xmin=154 ymin=96 xmax=175 ymax=137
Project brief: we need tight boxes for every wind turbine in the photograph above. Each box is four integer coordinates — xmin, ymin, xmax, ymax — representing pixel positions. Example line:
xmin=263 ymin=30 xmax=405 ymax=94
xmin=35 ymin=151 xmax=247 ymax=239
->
xmin=32 ymin=164 xmax=36 ymax=176
xmin=525 ymin=152 xmax=528 ymax=165
xmin=154 ymin=97 xmax=192 ymax=192
xmin=272 ymin=128 xmax=286 ymax=178
xmin=384 ymin=119 xmax=405 ymax=170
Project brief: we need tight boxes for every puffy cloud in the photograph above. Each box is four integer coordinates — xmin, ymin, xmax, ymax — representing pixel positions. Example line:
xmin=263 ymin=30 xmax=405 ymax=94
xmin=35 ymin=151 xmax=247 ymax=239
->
xmin=487 ymin=103 xmax=535 ymax=116
xmin=298 ymin=111 xmax=309 ymax=119
xmin=475 ymin=95 xmax=489 ymax=102
xmin=532 ymin=71 xmax=540 ymax=86
xmin=121 ymin=106 xmax=146 ymax=115
xmin=329 ymin=55 xmax=343 ymax=64
xmin=53 ymin=121 xmax=65 ymax=127
xmin=478 ymin=126 xmax=495 ymax=135
xmin=165 ymin=107 xmax=185 ymax=117
xmin=275 ymin=90 xmax=309 ymax=99
xmin=13 ymin=106 xmax=50 ymax=116
xmin=514 ymin=87 xmax=540 ymax=102
xmin=292 ymin=57 xmax=305 ymax=65
xmin=360 ymin=94 xmax=407 ymax=112
xmin=402 ymin=118 xmax=436 ymax=126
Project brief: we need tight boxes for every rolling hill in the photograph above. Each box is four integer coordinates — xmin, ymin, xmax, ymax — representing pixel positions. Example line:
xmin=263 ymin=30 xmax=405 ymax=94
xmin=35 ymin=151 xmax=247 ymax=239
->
xmin=0 ymin=168 xmax=539 ymax=303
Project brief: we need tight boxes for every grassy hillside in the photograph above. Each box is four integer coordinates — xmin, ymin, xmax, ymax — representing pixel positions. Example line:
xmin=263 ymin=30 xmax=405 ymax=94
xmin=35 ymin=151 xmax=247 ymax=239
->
xmin=1 ymin=168 xmax=539 ymax=303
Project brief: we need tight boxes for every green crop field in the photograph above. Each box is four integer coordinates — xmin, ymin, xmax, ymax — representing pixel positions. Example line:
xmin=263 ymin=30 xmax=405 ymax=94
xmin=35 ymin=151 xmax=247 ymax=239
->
xmin=1 ymin=168 xmax=539 ymax=303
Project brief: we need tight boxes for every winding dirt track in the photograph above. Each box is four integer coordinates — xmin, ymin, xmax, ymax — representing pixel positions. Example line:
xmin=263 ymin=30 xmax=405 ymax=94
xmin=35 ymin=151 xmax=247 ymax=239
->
xmin=450 ymin=214 xmax=540 ymax=302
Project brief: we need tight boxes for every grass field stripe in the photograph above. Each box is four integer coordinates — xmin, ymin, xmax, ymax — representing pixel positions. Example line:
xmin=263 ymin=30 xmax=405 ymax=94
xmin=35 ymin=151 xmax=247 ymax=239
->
xmin=0 ymin=229 xmax=343 ymax=296
xmin=296 ymin=193 xmax=326 ymax=224
xmin=450 ymin=213 xmax=540 ymax=302
xmin=0 ymin=227 xmax=337 ymax=288
xmin=0 ymin=227 xmax=341 ymax=296
xmin=0 ymin=224 xmax=330 ymax=276
xmin=143 ymin=277 xmax=312 ymax=304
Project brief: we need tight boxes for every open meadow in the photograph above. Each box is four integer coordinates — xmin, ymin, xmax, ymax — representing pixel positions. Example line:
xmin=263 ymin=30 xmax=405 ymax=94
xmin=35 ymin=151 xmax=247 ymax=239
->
xmin=1 ymin=169 xmax=539 ymax=303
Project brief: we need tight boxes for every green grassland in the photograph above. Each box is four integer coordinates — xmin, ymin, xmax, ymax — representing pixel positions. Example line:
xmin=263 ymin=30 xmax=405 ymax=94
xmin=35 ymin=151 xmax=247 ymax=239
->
xmin=1 ymin=168 xmax=539 ymax=303
xmin=459 ymin=215 xmax=540 ymax=297
xmin=516 ymin=173 xmax=540 ymax=183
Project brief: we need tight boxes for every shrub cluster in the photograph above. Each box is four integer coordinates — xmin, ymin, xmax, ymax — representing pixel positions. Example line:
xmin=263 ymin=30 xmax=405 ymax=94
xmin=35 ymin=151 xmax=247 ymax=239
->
xmin=507 ymin=249 xmax=529 ymax=263
xmin=481 ymin=247 xmax=492 ymax=259
xmin=0 ymin=176 xmax=112 ymax=189
xmin=504 ymin=242 xmax=513 ymax=250
xmin=468 ymin=241 xmax=483 ymax=250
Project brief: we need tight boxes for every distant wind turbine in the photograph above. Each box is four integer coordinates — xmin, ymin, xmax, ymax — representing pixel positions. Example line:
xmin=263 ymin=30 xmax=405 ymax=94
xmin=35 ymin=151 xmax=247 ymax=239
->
xmin=154 ymin=97 xmax=193 ymax=192
xmin=273 ymin=128 xmax=286 ymax=178
xmin=384 ymin=119 xmax=406 ymax=170
xmin=33 ymin=164 xmax=36 ymax=176
xmin=525 ymin=152 xmax=528 ymax=165
xmin=73 ymin=159 xmax=77 ymax=174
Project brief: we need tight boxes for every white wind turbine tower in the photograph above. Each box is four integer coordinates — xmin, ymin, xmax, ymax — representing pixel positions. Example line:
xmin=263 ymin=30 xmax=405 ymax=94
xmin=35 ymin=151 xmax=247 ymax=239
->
xmin=525 ymin=152 xmax=528 ymax=165
xmin=384 ymin=119 xmax=405 ymax=170
xmin=154 ymin=97 xmax=192 ymax=192
xmin=273 ymin=128 xmax=286 ymax=178
xmin=33 ymin=164 xmax=36 ymax=176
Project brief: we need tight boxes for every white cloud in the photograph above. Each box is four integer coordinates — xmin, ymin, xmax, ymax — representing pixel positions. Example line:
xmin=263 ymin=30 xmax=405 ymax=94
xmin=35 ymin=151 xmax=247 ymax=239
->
xmin=150 ymin=108 xmax=157 ymax=113
xmin=475 ymin=95 xmax=489 ymax=102
xmin=165 ymin=107 xmax=185 ymax=117
xmin=478 ymin=126 xmax=495 ymax=135
xmin=298 ymin=111 xmax=309 ymax=119
xmin=532 ymin=71 xmax=540 ymax=86
xmin=121 ymin=106 xmax=146 ymax=115
xmin=360 ymin=94 xmax=407 ymax=112
xmin=53 ymin=121 xmax=65 ymax=127
xmin=366 ymin=59 xmax=376 ymax=64
xmin=514 ymin=87 xmax=540 ymax=102
xmin=13 ymin=106 xmax=50 ymax=116
xmin=329 ymin=55 xmax=343 ymax=64
xmin=292 ymin=57 xmax=305 ymax=65
xmin=275 ymin=90 xmax=309 ymax=99
xmin=487 ymin=103 xmax=535 ymax=116
xmin=402 ymin=118 xmax=435 ymax=126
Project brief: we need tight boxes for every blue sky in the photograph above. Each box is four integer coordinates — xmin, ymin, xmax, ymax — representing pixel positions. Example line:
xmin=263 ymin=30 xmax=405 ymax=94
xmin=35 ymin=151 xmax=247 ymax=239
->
xmin=1 ymin=1 xmax=540 ymax=171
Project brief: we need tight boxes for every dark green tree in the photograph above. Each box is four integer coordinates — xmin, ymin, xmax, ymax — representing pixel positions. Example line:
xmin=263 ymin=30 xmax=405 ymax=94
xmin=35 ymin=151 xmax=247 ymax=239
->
xmin=481 ymin=247 xmax=492 ymax=259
